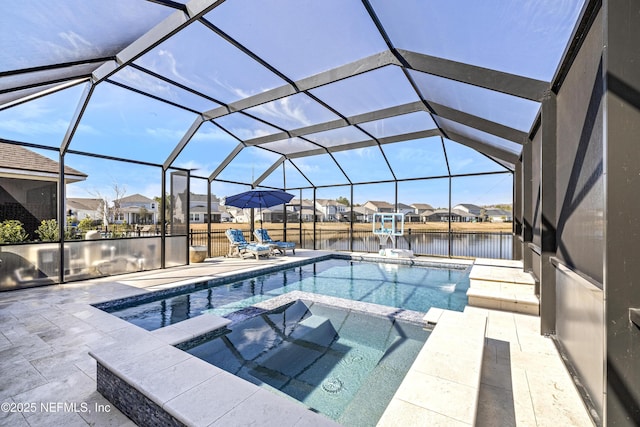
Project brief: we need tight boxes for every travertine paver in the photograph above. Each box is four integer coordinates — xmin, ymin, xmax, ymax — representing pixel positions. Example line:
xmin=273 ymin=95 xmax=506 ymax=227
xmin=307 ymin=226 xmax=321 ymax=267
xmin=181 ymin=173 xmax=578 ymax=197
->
xmin=474 ymin=308 xmax=594 ymax=427
xmin=470 ymin=265 xmax=536 ymax=285
xmin=0 ymin=252 xmax=593 ymax=427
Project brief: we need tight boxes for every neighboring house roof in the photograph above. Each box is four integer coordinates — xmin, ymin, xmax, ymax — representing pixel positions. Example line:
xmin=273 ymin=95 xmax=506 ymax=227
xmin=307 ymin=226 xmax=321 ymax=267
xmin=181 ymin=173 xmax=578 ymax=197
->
xmin=364 ymin=200 xmax=394 ymax=209
xmin=411 ymin=203 xmax=434 ymax=210
xmin=67 ymin=198 xmax=103 ymax=211
xmin=117 ymin=193 xmax=154 ymax=204
xmin=397 ymin=203 xmax=413 ymax=210
xmin=190 ymin=192 xmax=220 ymax=203
xmin=315 ymin=198 xmax=338 ymax=206
xmin=417 ymin=209 xmax=435 ymax=216
xmin=0 ymin=141 xmax=87 ymax=181
xmin=485 ymin=208 xmax=511 ymax=216
xmin=290 ymin=199 xmax=315 ymax=207
xmin=426 ymin=208 xmax=476 ymax=218
xmin=353 ymin=206 xmax=375 ymax=214
xmin=455 ymin=203 xmax=483 ymax=212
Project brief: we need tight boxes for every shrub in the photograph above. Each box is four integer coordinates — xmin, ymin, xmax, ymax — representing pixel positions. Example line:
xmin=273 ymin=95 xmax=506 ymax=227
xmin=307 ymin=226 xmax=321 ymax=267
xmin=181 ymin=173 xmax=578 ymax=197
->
xmin=34 ymin=219 xmax=77 ymax=241
xmin=0 ymin=220 xmax=29 ymax=243
xmin=35 ymin=219 xmax=59 ymax=241
xmin=77 ymin=217 xmax=95 ymax=233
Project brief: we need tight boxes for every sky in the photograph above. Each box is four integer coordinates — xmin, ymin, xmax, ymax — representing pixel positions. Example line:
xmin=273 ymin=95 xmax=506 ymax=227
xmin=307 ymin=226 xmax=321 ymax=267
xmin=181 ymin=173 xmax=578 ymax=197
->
xmin=0 ymin=0 xmax=585 ymax=209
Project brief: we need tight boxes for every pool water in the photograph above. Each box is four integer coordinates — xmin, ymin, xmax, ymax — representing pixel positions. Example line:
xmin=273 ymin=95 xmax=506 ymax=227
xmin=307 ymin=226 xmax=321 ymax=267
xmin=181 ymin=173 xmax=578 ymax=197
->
xmin=106 ymin=258 xmax=470 ymax=331
xmin=178 ymin=300 xmax=430 ymax=426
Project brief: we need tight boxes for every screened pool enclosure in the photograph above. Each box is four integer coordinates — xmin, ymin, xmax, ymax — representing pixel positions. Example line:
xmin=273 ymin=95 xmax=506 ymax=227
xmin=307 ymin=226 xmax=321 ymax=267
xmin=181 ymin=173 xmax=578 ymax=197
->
xmin=1 ymin=0 xmax=583 ymax=289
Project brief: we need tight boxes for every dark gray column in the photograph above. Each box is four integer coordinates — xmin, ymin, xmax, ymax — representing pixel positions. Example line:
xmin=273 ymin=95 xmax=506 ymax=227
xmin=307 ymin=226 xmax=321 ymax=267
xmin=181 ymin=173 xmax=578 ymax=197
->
xmin=513 ymin=158 xmax=523 ymax=260
xmin=539 ymin=91 xmax=557 ymax=334
xmin=160 ymin=170 xmax=166 ymax=269
xmin=604 ymin=0 xmax=640 ymax=424
xmin=522 ymin=140 xmax=533 ymax=271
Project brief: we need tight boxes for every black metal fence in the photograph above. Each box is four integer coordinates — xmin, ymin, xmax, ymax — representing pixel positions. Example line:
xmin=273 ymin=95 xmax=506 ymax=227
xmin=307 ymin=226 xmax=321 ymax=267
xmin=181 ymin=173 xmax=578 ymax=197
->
xmin=191 ymin=228 xmax=513 ymax=259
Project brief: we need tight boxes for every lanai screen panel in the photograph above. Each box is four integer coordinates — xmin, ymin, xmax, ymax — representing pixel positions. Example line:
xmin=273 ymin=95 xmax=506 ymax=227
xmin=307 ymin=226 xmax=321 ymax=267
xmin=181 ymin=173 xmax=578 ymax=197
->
xmin=258 ymin=138 xmax=321 ymax=156
xmin=133 ymin=21 xmax=287 ymax=104
xmin=172 ymin=122 xmax=240 ymax=177
xmin=69 ymin=82 xmax=197 ymax=163
xmin=289 ymin=154 xmax=349 ymax=187
xmin=359 ymin=111 xmax=437 ymax=139
xmin=0 ymin=0 xmax=172 ymax=72
xmin=438 ymin=118 xmax=522 ymax=155
xmin=304 ymin=127 xmax=371 ymax=150
xmin=369 ymin=0 xmax=585 ymax=81
xmin=244 ymin=93 xmax=340 ymax=131
xmin=1 ymin=63 xmax=102 ymax=100
xmin=443 ymin=139 xmax=509 ymax=175
xmin=0 ymin=84 xmax=85 ymax=148
xmin=309 ymin=66 xmax=420 ymax=117
xmin=215 ymin=146 xmax=281 ymax=185
xmin=204 ymin=0 xmax=388 ymax=81
xmin=108 ymin=67 xmax=220 ymax=114
xmin=332 ymin=147 xmax=394 ymax=183
xmin=409 ymin=70 xmax=541 ymax=134
xmin=214 ymin=113 xmax=282 ymax=141
xmin=281 ymin=160 xmax=312 ymax=190
xmin=382 ymin=137 xmax=449 ymax=179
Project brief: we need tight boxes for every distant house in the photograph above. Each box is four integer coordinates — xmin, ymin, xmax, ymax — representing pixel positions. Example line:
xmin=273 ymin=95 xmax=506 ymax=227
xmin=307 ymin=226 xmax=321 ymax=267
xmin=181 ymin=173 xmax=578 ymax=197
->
xmin=188 ymin=193 xmax=223 ymax=223
xmin=315 ymin=199 xmax=345 ymax=221
xmin=409 ymin=203 xmax=436 ymax=222
xmin=453 ymin=204 xmax=483 ymax=218
xmin=290 ymin=199 xmax=320 ymax=222
xmin=0 ymin=142 xmax=87 ymax=237
xmin=352 ymin=205 xmax=375 ymax=223
xmin=113 ymin=194 xmax=158 ymax=225
xmin=485 ymin=208 xmax=513 ymax=222
xmin=397 ymin=203 xmax=414 ymax=215
xmin=67 ymin=198 xmax=105 ymax=222
xmin=363 ymin=200 xmax=394 ymax=213
xmin=411 ymin=203 xmax=434 ymax=213
xmin=423 ymin=208 xmax=475 ymax=222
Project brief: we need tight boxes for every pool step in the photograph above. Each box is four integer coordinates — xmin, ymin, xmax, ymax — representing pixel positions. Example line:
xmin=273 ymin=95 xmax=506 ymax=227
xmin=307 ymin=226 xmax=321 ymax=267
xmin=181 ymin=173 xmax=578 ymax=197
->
xmin=466 ymin=262 xmax=539 ymax=315
xmin=377 ymin=309 xmax=487 ymax=426
xmin=151 ymin=313 xmax=231 ymax=345
xmin=289 ymin=315 xmax=338 ymax=347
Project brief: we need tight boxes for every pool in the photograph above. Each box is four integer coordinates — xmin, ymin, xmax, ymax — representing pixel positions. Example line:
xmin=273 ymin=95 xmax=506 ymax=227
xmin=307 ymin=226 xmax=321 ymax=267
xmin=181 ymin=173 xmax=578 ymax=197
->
xmin=177 ymin=299 xmax=430 ymax=426
xmin=102 ymin=257 xmax=470 ymax=331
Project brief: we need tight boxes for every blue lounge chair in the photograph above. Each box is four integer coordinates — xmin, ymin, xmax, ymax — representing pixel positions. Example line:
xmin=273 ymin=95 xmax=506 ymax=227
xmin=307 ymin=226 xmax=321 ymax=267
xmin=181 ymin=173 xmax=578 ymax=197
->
xmin=254 ymin=228 xmax=296 ymax=255
xmin=225 ymin=229 xmax=271 ymax=260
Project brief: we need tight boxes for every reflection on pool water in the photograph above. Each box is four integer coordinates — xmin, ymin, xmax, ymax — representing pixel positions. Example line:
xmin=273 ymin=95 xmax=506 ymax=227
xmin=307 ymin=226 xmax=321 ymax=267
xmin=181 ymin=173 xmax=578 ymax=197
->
xmin=104 ymin=258 xmax=470 ymax=331
xmin=178 ymin=300 xmax=430 ymax=426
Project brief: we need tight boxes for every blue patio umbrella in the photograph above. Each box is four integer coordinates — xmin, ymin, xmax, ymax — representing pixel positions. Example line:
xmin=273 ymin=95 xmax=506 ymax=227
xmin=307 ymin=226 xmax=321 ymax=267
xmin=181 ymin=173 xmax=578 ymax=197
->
xmin=222 ymin=189 xmax=295 ymax=227
xmin=223 ymin=189 xmax=295 ymax=209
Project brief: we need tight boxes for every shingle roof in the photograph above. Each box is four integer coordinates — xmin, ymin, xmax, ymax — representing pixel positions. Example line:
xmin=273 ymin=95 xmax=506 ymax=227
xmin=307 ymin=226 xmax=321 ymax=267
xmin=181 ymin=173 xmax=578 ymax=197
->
xmin=365 ymin=200 xmax=394 ymax=209
xmin=0 ymin=142 xmax=87 ymax=178
xmin=67 ymin=198 xmax=103 ymax=211
xmin=411 ymin=203 xmax=434 ymax=210
xmin=190 ymin=193 xmax=220 ymax=203
xmin=117 ymin=193 xmax=153 ymax=203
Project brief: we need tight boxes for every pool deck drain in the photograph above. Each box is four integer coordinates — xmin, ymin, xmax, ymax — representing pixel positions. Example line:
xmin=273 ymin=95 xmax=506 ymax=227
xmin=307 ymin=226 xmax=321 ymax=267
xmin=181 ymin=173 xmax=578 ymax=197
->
xmin=0 ymin=250 xmax=592 ymax=426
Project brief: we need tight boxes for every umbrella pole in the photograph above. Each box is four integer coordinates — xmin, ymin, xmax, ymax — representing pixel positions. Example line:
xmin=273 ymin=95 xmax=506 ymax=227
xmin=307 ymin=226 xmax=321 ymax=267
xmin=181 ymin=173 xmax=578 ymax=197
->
xmin=250 ymin=208 xmax=255 ymax=239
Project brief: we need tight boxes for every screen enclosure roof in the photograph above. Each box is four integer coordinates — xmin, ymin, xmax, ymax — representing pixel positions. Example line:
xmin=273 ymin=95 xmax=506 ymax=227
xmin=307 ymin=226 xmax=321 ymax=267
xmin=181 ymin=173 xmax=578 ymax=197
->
xmin=0 ymin=0 xmax=587 ymax=189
